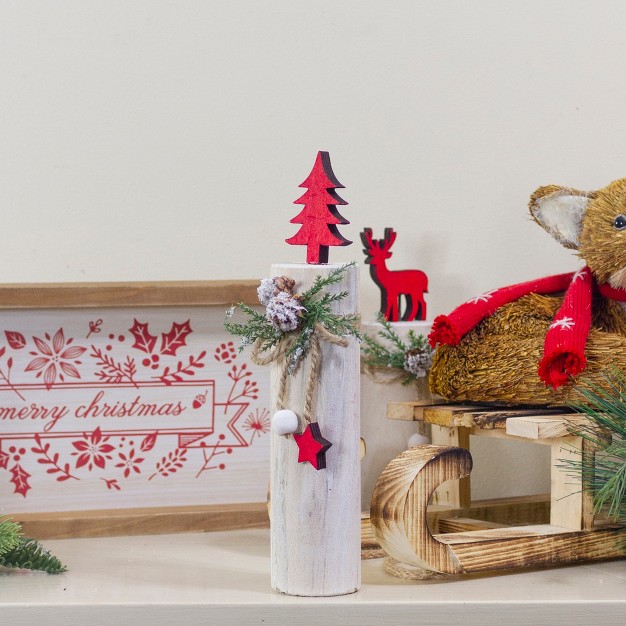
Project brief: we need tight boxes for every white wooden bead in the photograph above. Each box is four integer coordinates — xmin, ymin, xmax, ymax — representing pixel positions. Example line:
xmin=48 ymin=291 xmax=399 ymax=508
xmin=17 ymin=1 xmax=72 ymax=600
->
xmin=408 ymin=432 xmax=431 ymax=448
xmin=271 ymin=409 xmax=299 ymax=436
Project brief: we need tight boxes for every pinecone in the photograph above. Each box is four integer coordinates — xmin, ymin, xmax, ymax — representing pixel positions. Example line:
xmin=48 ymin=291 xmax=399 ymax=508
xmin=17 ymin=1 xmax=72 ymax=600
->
xmin=265 ymin=292 xmax=306 ymax=333
xmin=257 ymin=276 xmax=296 ymax=306
xmin=273 ymin=276 xmax=296 ymax=294
xmin=403 ymin=348 xmax=433 ymax=378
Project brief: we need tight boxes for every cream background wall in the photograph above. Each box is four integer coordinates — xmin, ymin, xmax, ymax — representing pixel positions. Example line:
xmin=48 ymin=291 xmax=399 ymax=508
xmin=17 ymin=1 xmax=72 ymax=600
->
xmin=3 ymin=0 xmax=624 ymax=311
xmin=1 ymin=1 xmax=624 ymax=499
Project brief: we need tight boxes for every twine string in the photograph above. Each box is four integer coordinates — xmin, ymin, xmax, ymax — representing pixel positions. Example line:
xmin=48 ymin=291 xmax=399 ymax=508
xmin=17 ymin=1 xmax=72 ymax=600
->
xmin=251 ymin=323 xmax=348 ymax=426
xmin=361 ymin=363 xmax=408 ymax=385
xmin=251 ymin=335 xmax=295 ymax=411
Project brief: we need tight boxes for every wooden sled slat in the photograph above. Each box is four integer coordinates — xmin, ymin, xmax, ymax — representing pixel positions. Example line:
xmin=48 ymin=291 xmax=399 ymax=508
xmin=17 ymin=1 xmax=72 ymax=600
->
xmin=370 ymin=444 xmax=626 ymax=576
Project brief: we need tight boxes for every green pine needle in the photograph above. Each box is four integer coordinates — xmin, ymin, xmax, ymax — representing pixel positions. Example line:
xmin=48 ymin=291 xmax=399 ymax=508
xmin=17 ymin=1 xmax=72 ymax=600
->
xmin=225 ymin=263 xmax=361 ymax=373
xmin=0 ymin=516 xmax=22 ymax=556
xmin=561 ymin=370 xmax=626 ymax=521
xmin=360 ymin=314 xmax=432 ymax=385
xmin=0 ymin=538 xmax=67 ymax=574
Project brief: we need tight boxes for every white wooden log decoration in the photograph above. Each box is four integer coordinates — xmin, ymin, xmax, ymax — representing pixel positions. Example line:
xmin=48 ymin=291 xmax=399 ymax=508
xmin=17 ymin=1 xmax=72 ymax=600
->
xmin=270 ymin=263 xmax=360 ymax=596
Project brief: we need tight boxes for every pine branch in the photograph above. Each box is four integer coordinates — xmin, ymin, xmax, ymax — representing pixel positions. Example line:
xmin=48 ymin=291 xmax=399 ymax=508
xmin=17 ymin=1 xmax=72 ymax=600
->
xmin=361 ymin=315 xmax=433 ymax=385
xmin=225 ymin=263 xmax=360 ymax=373
xmin=562 ymin=370 xmax=626 ymax=520
xmin=304 ymin=262 xmax=355 ymax=300
xmin=0 ymin=517 xmax=22 ymax=556
xmin=0 ymin=538 xmax=67 ymax=574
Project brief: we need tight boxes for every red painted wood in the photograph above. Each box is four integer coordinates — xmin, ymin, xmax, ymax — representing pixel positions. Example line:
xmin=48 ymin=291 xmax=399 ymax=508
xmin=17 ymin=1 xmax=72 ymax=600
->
xmin=286 ymin=151 xmax=351 ymax=264
xmin=360 ymin=227 xmax=429 ymax=321
xmin=293 ymin=422 xmax=332 ymax=470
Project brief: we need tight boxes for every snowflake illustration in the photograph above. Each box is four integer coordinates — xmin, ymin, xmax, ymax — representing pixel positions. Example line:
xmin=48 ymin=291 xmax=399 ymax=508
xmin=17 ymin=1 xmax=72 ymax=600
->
xmin=467 ymin=290 xmax=497 ymax=305
xmin=572 ymin=268 xmax=588 ymax=282
xmin=71 ymin=427 xmax=115 ymax=470
xmin=115 ymin=448 xmax=145 ymax=478
xmin=25 ymin=328 xmax=87 ymax=389
xmin=244 ymin=408 xmax=270 ymax=435
xmin=550 ymin=317 xmax=576 ymax=330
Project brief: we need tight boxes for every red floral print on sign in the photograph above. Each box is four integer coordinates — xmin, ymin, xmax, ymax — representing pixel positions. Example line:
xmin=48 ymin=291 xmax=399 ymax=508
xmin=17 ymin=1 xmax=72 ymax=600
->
xmin=25 ymin=328 xmax=86 ymax=389
xmin=71 ymin=427 xmax=115 ymax=470
xmin=115 ymin=447 xmax=145 ymax=478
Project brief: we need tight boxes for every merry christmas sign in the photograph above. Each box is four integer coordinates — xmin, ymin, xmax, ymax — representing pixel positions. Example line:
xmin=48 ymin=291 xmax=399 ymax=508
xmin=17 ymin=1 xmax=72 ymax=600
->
xmin=0 ymin=294 xmax=269 ymax=515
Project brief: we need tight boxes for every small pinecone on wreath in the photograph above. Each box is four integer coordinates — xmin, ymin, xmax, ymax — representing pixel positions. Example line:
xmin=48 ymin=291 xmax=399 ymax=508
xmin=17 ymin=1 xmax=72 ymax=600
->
xmin=257 ymin=276 xmax=297 ymax=306
xmin=403 ymin=348 xmax=433 ymax=379
xmin=265 ymin=291 xmax=306 ymax=333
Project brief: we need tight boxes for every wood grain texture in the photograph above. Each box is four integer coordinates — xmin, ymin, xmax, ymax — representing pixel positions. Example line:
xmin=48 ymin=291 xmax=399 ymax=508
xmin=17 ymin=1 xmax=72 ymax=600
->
xmin=387 ymin=401 xmax=577 ymax=430
xmin=386 ymin=401 xmax=424 ymax=421
xmin=551 ymin=436 xmax=595 ymax=531
xmin=506 ymin=414 xmax=585 ymax=439
xmin=361 ymin=494 xmax=551 ymax=552
xmin=430 ymin=425 xmax=471 ymax=507
xmin=0 ymin=280 xmax=259 ymax=309
xmin=370 ymin=445 xmax=472 ymax=574
xmin=14 ymin=502 xmax=269 ymax=539
xmin=361 ymin=515 xmax=387 ymax=559
xmin=424 ymin=406 xmax=575 ymax=430
xmin=429 ymin=494 xmax=551 ymax=529
xmin=371 ymin=444 xmax=625 ymax=576
xmin=437 ymin=517 xmax=506 ymax=533
xmin=270 ymin=263 xmax=360 ymax=596
xmin=441 ymin=524 xmax=626 ymax=573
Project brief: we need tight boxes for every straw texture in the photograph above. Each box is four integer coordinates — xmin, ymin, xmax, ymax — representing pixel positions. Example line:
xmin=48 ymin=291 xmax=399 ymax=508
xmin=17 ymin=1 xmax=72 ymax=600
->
xmin=430 ymin=176 xmax=626 ymax=405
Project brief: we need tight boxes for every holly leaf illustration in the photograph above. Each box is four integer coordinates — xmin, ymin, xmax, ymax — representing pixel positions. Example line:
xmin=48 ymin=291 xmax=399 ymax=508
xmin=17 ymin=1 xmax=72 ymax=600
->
xmin=160 ymin=320 xmax=193 ymax=356
xmin=10 ymin=463 xmax=31 ymax=497
xmin=140 ymin=431 xmax=158 ymax=452
xmin=0 ymin=449 xmax=9 ymax=470
xmin=129 ymin=319 xmax=157 ymax=354
xmin=4 ymin=331 xmax=26 ymax=350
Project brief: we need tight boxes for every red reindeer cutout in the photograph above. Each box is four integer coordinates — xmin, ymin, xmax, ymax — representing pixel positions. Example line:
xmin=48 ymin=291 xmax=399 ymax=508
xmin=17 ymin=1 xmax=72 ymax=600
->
xmin=361 ymin=228 xmax=428 ymax=321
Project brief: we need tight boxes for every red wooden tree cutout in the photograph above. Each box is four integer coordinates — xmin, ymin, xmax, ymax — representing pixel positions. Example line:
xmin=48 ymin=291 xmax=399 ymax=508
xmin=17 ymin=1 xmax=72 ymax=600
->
xmin=361 ymin=227 xmax=429 ymax=322
xmin=286 ymin=151 xmax=351 ymax=264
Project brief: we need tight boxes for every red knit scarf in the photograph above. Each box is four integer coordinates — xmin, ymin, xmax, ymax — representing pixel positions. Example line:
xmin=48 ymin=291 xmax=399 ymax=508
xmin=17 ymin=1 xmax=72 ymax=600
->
xmin=428 ymin=267 xmax=626 ymax=389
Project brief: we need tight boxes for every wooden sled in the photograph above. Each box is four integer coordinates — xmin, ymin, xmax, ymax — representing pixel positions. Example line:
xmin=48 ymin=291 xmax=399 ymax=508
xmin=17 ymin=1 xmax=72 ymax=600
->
xmin=368 ymin=403 xmax=626 ymax=578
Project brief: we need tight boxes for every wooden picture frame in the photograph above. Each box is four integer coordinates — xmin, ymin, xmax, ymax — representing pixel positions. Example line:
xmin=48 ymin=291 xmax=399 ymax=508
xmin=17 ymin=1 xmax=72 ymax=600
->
xmin=0 ymin=280 xmax=270 ymax=539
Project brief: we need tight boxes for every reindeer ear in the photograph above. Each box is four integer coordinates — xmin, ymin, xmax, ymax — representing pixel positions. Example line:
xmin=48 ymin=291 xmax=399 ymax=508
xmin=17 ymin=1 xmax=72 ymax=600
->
xmin=529 ymin=185 xmax=595 ymax=250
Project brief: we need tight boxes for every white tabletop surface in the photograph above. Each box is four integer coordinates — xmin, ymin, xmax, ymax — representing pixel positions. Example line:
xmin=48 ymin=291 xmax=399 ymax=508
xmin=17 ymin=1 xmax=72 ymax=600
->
xmin=1 ymin=529 xmax=625 ymax=625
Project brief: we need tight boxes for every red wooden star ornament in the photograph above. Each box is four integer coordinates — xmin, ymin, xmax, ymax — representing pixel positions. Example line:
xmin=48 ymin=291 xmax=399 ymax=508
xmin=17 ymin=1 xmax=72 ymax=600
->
xmin=293 ymin=422 xmax=332 ymax=470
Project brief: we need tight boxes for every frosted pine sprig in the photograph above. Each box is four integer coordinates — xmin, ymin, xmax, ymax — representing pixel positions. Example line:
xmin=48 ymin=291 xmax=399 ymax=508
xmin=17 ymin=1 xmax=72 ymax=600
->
xmin=361 ymin=315 xmax=433 ymax=385
xmin=225 ymin=263 xmax=360 ymax=372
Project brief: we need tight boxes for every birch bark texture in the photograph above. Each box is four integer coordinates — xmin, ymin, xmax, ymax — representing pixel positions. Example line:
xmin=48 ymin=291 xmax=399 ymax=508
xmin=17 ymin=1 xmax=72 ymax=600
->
xmin=270 ymin=262 xmax=361 ymax=596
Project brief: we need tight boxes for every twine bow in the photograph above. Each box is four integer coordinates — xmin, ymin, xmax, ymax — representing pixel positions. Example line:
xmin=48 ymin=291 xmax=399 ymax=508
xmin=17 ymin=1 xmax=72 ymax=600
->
xmin=251 ymin=323 xmax=348 ymax=429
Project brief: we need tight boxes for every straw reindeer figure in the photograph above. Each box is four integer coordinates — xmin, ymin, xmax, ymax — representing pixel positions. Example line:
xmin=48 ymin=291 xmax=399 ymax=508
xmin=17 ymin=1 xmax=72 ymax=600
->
xmin=360 ymin=227 xmax=428 ymax=322
xmin=429 ymin=177 xmax=626 ymax=405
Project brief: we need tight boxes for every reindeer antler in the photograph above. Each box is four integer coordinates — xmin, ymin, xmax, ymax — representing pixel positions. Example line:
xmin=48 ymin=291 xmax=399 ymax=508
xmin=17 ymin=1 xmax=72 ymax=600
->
xmin=382 ymin=228 xmax=397 ymax=251
xmin=360 ymin=228 xmax=375 ymax=250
